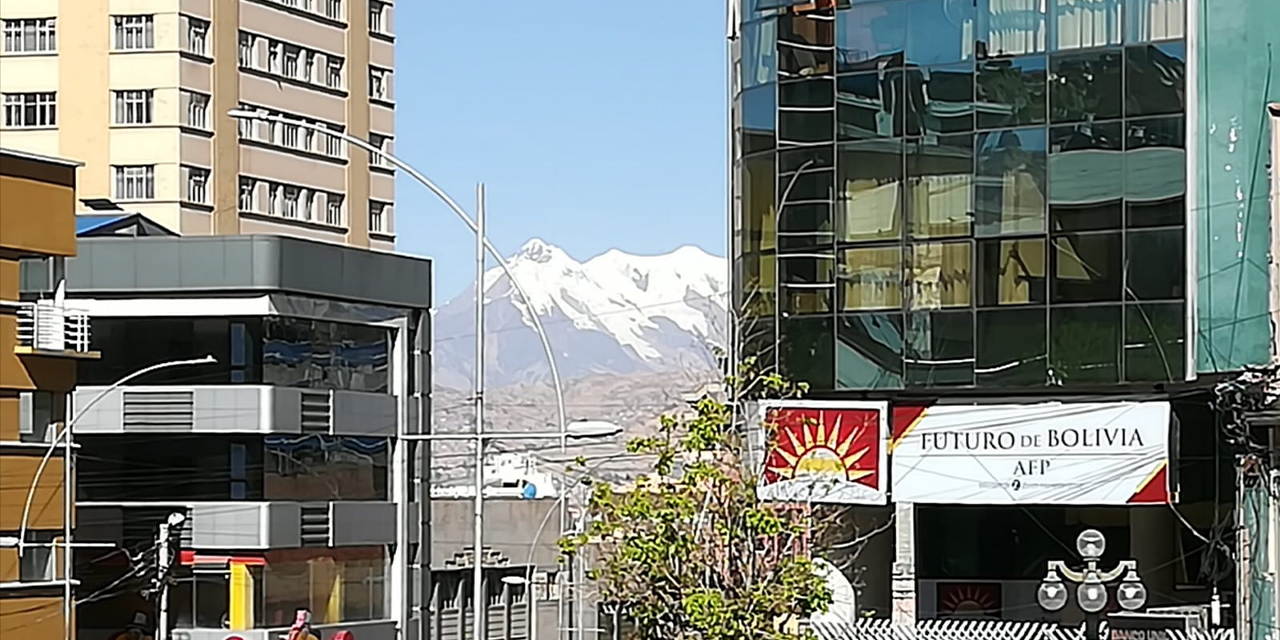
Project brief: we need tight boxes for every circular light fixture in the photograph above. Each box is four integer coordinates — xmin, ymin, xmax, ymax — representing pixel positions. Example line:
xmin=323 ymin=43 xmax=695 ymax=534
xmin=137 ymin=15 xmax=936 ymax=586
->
xmin=1036 ymin=572 xmax=1069 ymax=612
xmin=1076 ymin=529 xmax=1107 ymax=560
xmin=1117 ymin=571 xmax=1148 ymax=611
xmin=1077 ymin=578 xmax=1108 ymax=613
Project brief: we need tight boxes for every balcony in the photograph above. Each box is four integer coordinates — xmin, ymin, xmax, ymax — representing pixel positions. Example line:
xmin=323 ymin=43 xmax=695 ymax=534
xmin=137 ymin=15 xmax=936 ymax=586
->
xmin=14 ymin=301 xmax=100 ymax=359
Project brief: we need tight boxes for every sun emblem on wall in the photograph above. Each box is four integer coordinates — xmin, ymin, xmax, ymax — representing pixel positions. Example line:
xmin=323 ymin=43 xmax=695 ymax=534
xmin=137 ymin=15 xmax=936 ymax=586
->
xmin=762 ymin=407 xmax=880 ymax=488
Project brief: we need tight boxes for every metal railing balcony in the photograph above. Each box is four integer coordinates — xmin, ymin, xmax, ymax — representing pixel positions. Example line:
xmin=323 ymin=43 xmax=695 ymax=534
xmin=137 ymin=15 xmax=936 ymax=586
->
xmin=15 ymin=300 xmax=98 ymax=358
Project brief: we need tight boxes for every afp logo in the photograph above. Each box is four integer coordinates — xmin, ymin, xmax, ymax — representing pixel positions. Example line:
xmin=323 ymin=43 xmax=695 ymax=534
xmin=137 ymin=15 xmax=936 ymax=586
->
xmin=1011 ymin=478 xmax=1022 ymax=491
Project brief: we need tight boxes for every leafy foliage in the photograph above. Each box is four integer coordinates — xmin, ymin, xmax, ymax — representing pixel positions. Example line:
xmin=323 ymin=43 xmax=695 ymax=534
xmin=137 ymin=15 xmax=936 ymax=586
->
xmin=560 ymin=360 xmax=833 ymax=639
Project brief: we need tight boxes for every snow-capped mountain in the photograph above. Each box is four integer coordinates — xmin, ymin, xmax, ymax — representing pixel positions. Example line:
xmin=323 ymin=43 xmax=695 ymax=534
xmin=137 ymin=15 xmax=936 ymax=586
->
xmin=433 ymin=239 xmax=728 ymax=389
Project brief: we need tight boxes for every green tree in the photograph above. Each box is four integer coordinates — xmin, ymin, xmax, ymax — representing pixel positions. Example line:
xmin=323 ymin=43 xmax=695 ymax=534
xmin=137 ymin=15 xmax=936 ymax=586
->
xmin=560 ymin=361 xmax=834 ymax=639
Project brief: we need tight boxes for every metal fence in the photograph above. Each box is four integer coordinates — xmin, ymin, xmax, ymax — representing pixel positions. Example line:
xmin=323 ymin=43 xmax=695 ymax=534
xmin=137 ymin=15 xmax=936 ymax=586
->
xmin=810 ymin=619 xmax=1236 ymax=640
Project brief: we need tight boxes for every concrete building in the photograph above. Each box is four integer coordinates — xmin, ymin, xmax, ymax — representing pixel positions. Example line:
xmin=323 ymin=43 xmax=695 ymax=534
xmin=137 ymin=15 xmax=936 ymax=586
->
xmin=19 ymin=234 xmax=429 ymax=640
xmin=0 ymin=0 xmax=397 ymax=250
xmin=727 ymin=0 xmax=1279 ymax=625
xmin=0 ymin=148 xmax=96 ymax=639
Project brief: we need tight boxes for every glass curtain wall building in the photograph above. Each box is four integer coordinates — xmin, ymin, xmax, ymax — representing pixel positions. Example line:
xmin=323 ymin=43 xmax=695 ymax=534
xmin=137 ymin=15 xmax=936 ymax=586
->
xmin=732 ymin=0 xmax=1188 ymax=391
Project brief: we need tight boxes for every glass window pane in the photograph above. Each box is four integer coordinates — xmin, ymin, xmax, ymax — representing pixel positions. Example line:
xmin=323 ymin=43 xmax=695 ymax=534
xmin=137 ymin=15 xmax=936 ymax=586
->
xmin=742 ymin=85 xmax=777 ymax=154
xmin=741 ymin=316 xmax=777 ymax=373
xmin=909 ymin=241 xmax=972 ymax=309
xmin=780 ymin=12 xmax=835 ymax=79
xmin=907 ymin=134 xmax=974 ymax=238
xmin=906 ymin=0 xmax=975 ymax=66
xmin=780 ymin=316 xmax=835 ymax=389
xmin=1125 ymin=116 xmax=1184 ymax=227
xmin=1052 ymin=232 xmax=1122 ymax=302
xmin=1049 ymin=121 xmax=1124 ymax=231
xmin=781 ymin=169 xmax=834 ymax=203
xmin=743 ymin=153 xmax=777 ymax=253
xmin=837 ymin=1 xmax=906 ymax=73
xmin=975 ymin=127 xmax=1048 ymax=236
xmin=1125 ymin=0 xmax=1185 ymax=43
xmin=1051 ymin=0 xmax=1121 ymax=51
xmin=781 ymin=78 xmax=835 ymax=108
xmin=780 ymin=202 xmax=835 ymax=235
xmin=838 ymin=71 xmax=903 ymax=140
xmin=838 ymin=139 xmax=903 ymax=241
xmin=780 ymin=254 xmax=835 ymax=315
xmin=977 ymin=308 xmax=1047 ymax=385
xmin=1049 ymin=48 xmax=1123 ymax=123
xmin=975 ymin=56 xmax=1047 ymax=130
xmin=1126 ymin=228 xmax=1184 ymax=300
xmin=1050 ymin=305 xmax=1121 ymax=384
xmin=742 ymin=19 xmax=778 ymax=89
xmin=780 ymin=110 xmax=835 ymax=145
xmin=906 ymin=310 xmax=974 ymax=386
xmin=1125 ymin=42 xmax=1185 ymax=117
xmin=1124 ymin=302 xmax=1184 ymax=382
xmin=904 ymin=64 xmax=975 ymax=135
xmin=837 ymin=312 xmax=905 ymax=389
xmin=738 ymin=253 xmax=777 ymax=317
xmin=841 ymin=246 xmax=903 ymax=311
xmin=780 ymin=146 xmax=836 ymax=174
xmin=977 ymin=0 xmax=1047 ymax=57
xmin=977 ymin=237 xmax=1046 ymax=306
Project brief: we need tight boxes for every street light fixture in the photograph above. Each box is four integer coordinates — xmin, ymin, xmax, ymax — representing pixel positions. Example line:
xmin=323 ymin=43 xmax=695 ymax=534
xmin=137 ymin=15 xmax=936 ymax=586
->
xmin=1037 ymin=529 xmax=1147 ymax=640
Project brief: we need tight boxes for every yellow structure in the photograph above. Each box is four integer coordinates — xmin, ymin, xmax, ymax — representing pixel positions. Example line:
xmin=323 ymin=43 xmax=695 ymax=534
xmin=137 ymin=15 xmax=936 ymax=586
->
xmin=0 ymin=0 xmax=397 ymax=250
xmin=0 ymin=146 xmax=95 ymax=640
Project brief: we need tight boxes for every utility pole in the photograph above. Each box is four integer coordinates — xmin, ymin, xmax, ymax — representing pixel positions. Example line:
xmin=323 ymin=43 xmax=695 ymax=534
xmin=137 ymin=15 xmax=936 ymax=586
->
xmin=155 ymin=512 xmax=186 ymax=640
xmin=472 ymin=183 xmax=487 ymax=640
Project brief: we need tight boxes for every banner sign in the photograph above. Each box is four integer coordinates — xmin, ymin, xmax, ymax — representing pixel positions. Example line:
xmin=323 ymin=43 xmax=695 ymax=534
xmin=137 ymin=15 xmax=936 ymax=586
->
xmin=889 ymin=402 xmax=1172 ymax=505
xmin=753 ymin=400 xmax=889 ymax=505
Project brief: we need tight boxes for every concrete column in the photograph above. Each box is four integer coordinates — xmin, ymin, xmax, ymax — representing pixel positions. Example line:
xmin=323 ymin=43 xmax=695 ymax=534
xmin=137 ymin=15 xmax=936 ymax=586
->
xmin=891 ymin=502 xmax=917 ymax=627
xmin=1129 ymin=507 xmax=1176 ymax=606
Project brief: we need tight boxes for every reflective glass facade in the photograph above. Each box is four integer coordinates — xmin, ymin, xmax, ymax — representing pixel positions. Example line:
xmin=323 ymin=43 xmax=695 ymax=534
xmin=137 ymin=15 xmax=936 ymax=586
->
xmin=732 ymin=0 xmax=1187 ymax=391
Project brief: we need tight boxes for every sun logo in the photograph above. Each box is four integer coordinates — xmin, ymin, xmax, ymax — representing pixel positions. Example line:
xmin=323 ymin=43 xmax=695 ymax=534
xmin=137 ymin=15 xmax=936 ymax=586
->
xmin=762 ymin=407 xmax=879 ymax=488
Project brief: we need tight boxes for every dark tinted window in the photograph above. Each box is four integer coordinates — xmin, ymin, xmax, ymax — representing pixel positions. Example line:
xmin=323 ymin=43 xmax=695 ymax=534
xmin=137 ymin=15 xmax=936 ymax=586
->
xmin=82 ymin=317 xmax=257 ymax=386
xmin=264 ymin=435 xmax=389 ymax=501
xmin=1049 ymin=48 xmax=1122 ymax=123
xmin=837 ymin=312 xmax=904 ymax=389
xmin=262 ymin=317 xmax=390 ymax=393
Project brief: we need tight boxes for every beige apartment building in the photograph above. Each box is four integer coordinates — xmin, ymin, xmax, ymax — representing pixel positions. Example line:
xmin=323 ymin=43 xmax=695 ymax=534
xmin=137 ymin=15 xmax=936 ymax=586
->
xmin=0 ymin=0 xmax=396 ymax=251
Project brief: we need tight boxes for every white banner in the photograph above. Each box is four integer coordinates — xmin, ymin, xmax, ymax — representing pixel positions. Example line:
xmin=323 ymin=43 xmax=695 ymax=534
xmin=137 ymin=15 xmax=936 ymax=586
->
xmin=890 ymin=402 xmax=1172 ymax=505
xmin=752 ymin=400 xmax=889 ymax=505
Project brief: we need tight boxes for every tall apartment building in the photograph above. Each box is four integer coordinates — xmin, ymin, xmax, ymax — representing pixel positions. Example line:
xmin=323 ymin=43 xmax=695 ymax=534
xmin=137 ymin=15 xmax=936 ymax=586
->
xmin=0 ymin=0 xmax=397 ymax=251
xmin=728 ymin=0 xmax=1278 ymax=624
xmin=0 ymin=148 xmax=97 ymax=639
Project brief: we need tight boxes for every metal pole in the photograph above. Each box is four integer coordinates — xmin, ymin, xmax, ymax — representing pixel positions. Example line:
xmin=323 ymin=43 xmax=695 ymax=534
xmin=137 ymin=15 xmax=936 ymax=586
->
xmin=1084 ymin=613 xmax=1100 ymax=640
xmin=157 ymin=519 xmax=172 ymax=640
xmin=473 ymin=183 xmax=487 ymax=640
xmin=62 ymin=391 xmax=72 ymax=640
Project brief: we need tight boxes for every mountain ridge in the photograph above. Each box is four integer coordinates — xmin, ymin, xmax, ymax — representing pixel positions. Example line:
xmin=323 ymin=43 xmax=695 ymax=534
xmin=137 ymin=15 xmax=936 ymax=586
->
xmin=432 ymin=240 xmax=729 ymax=390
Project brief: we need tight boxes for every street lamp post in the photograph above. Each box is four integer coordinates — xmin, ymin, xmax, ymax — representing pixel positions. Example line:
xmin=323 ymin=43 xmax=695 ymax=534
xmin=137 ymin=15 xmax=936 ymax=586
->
xmin=1036 ymin=529 xmax=1149 ymax=640
xmin=403 ymin=421 xmax=622 ymax=639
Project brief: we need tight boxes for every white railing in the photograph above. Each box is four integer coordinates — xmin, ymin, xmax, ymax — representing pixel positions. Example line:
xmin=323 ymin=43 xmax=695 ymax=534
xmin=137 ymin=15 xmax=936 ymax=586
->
xmin=810 ymin=620 xmax=1235 ymax=640
xmin=15 ymin=301 xmax=92 ymax=354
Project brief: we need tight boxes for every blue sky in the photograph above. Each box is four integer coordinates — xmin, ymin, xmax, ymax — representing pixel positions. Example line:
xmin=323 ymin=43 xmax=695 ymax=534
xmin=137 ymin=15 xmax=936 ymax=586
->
xmin=394 ymin=1 xmax=728 ymax=301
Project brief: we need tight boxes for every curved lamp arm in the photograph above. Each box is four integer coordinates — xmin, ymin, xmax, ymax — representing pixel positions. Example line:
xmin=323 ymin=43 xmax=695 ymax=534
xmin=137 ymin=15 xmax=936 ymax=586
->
xmin=18 ymin=355 xmax=217 ymax=557
xmin=226 ymin=109 xmax=569 ymax=444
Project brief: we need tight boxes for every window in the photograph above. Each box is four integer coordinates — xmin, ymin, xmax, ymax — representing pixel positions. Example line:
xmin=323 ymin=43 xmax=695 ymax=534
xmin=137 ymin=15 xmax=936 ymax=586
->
xmin=265 ymin=436 xmax=389 ymax=501
xmin=238 ymin=32 xmax=254 ymax=66
xmin=113 ymin=15 xmax=154 ymax=50
xmin=282 ymin=186 xmax=300 ymax=218
xmin=303 ymin=51 xmax=317 ymax=82
xmin=262 ymin=317 xmax=389 ymax=393
xmin=326 ymin=58 xmax=343 ymax=88
xmin=185 ymin=166 xmax=210 ymax=204
xmin=19 ymin=532 xmax=56 ymax=582
xmin=113 ymin=165 xmax=155 ymax=200
xmin=322 ymin=0 xmax=343 ymax=21
xmin=3 ymin=18 xmax=56 ymax=53
xmin=369 ymin=201 xmax=389 ymax=233
xmin=261 ymin=547 xmax=386 ymax=626
xmin=283 ymin=45 xmax=300 ymax=78
xmin=183 ymin=91 xmax=210 ymax=129
xmin=369 ymin=1 xmax=388 ymax=34
xmin=281 ymin=123 xmax=300 ymax=148
xmin=268 ymin=184 xmax=283 ymax=215
xmin=368 ymin=133 xmax=389 ymax=166
xmin=239 ymin=177 xmax=256 ymax=211
xmin=113 ymin=89 xmax=154 ymax=125
xmin=325 ymin=127 xmax=343 ymax=157
xmin=2 ymin=92 xmax=56 ymax=128
xmin=185 ymin=16 xmax=209 ymax=56
xmin=325 ymin=194 xmax=344 ymax=225
xmin=267 ymin=43 xmax=280 ymax=73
